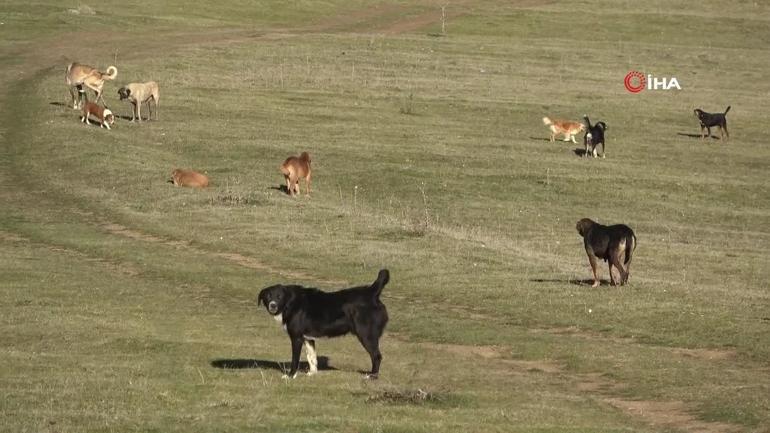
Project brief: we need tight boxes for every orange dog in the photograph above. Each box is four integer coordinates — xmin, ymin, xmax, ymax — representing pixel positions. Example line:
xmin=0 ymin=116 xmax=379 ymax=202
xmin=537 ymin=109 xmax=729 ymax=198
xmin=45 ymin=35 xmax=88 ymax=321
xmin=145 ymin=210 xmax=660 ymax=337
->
xmin=171 ymin=169 xmax=209 ymax=188
xmin=280 ymin=152 xmax=311 ymax=196
xmin=542 ymin=117 xmax=585 ymax=143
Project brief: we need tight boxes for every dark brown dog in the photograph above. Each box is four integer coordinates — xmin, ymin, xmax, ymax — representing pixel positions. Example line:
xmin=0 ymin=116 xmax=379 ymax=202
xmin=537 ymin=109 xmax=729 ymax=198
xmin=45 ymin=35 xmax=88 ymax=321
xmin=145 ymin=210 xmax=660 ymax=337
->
xmin=576 ymin=218 xmax=636 ymax=287
xmin=280 ymin=152 xmax=311 ymax=196
xmin=694 ymin=106 xmax=730 ymax=140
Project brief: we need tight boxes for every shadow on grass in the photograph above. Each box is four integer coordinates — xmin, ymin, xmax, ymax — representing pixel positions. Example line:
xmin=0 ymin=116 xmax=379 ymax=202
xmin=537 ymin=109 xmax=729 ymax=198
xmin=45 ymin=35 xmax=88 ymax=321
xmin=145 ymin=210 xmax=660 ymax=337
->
xmin=528 ymin=136 xmax=553 ymax=142
xmin=572 ymin=148 xmax=589 ymax=157
xmin=677 ymin=132 xmax=722 ymax=140
xmin=530 ymin=278 xmax=612 ymax=286
xmin=210 ymin=356 xmax=335 ymax=372
xmin=268 ymin=185 xmax=290 ymax=194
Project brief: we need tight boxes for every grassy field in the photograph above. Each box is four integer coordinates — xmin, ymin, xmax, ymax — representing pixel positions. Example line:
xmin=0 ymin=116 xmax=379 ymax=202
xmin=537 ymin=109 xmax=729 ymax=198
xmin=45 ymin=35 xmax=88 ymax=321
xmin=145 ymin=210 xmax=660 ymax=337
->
xmin=1 ymin=1 xmax=769 ymax=432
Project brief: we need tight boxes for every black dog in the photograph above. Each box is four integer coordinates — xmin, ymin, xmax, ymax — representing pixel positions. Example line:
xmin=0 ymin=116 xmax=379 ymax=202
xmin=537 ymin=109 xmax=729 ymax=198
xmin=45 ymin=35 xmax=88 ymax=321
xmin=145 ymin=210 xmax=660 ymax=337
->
xmin=583 ymin=115 xmax=607 ymax=158
xmin=257 ymin=269 xmax=389 ymax=379
xmin=576 ymin=218 xmax=636 ymax=287
xmin=694 ymin=106 xmax=730 ymax=140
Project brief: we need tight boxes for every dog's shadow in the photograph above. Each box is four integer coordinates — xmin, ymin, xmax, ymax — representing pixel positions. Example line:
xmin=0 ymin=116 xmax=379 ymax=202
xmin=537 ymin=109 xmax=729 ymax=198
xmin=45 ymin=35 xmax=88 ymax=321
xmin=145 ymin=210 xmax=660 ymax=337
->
xmin=677 ymin=132 xmax=722 ymax=140
xmin=530 ymin=278 xmax=612 ymax=286
xmin=572 ymin=148 xmax=589 ymax=157
xmin=210 ymin=357 xmax=336 ymax=372
xmin=268 ymin=185 xmax=291 ymax=194
xmin=528 ymin=136 xmax=553 ymax=142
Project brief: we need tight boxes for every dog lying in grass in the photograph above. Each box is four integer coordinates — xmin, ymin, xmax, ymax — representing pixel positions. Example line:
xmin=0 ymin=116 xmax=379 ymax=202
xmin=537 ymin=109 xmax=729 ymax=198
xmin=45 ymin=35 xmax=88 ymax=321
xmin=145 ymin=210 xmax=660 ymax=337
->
xmin=542 ymin=117 xmax=585 ymax=143
xmin=171 ymin=169 xmax=209 ymax=188
xmin=583 ymin=115 xmax=607 ymax=158
xmin=694 ymin=106 xmax=730 ymax=140
xmin=280 ymin=152 xmax=311 ymax=196
xmin=576 ymin=218 xmax=636 ymax=287
xmin=81 ymin=101 xmax=115 ymax=130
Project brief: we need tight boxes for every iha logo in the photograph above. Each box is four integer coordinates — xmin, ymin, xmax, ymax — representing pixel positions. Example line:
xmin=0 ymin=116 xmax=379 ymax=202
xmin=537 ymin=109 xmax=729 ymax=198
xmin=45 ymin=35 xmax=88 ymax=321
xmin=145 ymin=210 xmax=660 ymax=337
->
xmin=624 ymin=71 xmax=681 ymax=93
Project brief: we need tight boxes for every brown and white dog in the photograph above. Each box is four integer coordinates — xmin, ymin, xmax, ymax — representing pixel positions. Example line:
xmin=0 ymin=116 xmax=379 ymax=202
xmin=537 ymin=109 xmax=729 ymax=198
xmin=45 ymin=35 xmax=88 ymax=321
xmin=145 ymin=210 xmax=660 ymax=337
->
xmin=280 ymin=152 xmax=311 ymax=196
xmin=65 ymin=63 xmax=118 ymax=109
xmin=81 ymin=101 xmax=115 ymax=130
xmin=171 ymin=169 xmax=209 ymax=188
xmin=118 ymin=81 xmax=160 ymax=122
xmin=542 ymin=117 xmax=585 ymax=143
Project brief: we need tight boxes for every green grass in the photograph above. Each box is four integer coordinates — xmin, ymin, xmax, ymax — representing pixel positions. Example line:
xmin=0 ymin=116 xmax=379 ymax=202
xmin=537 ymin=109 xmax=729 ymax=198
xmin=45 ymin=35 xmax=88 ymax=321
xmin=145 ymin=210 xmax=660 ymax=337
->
xmin=1 ymin=1 xmax=769 ymax=432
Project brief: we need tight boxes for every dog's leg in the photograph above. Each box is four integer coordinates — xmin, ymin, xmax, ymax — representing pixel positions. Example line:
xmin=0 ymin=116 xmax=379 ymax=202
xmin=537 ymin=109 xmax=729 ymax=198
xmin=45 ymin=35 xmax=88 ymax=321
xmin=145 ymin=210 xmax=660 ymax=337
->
xmin=305 ymin=175 xmax=311 ymax=196
xmin=130 ymin=102 xmax=137 ymax=122
xmin=304 ymin=340 xmax=318 ymax=375
xmin=69 ymin=87 xmax=79 ymax=109
xmin=587 ymin=253 xmax=600 ymax=287
xmin=356 ymin=333 xmax=383 ymax=379
xmin=136 ymin=100 xmax=143 ymax=123
xmin=283 ymin=336 xmax=303 ymax=379
xmin=570 ymin=135 xmax=578 ymax=144
xmin=104 ymin=121 xmax=111 ymax=130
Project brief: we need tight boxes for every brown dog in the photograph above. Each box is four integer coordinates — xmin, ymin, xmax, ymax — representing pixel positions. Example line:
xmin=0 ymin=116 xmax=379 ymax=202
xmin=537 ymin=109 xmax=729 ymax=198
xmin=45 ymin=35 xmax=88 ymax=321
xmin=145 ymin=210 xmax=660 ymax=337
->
xmin=542 ymin=117 xmax=585 ymax=143
xmin=118 ymin=82 xmax=160 ymax=122
xmin=81 ymin=101 xmax=115 ymax=130
xmin=576 ymin=218 xmax=636 ymax=287
xmin=65 ymin=63 xmax=118 ymax=109
xmin=171 ymin=169 xmax=209 ymax=188
xmin=280 ymin=152 xmax=311 ymax=196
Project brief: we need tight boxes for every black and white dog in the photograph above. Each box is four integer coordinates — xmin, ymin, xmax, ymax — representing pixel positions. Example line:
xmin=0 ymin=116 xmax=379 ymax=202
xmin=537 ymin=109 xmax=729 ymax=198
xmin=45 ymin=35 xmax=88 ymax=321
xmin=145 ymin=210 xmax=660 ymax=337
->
xmin=583 ymin=115 xmax=607 ymax=158
xmin=694 ymin=106 xmax=730 ymax=140
xmin=257 ymin=269 xmax=390 ymax=379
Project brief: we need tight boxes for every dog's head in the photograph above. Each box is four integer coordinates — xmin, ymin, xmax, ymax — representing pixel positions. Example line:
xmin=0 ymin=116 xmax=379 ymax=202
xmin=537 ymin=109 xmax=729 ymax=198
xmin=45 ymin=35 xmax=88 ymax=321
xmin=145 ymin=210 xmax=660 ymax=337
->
xmin=576 ymin=218 xmax=596 ymax=237
xmin=257 ymin=285 xmax=297 ymax=316
xmin=118 ymin=87 xmax=131 ymax=100
xmin=103 ymin=108 xmax=115 ymax=125
xmin=596 ymin=121 xmax=607 ymax=131
xmin=693 ymin=109 xmax=705 ymax=120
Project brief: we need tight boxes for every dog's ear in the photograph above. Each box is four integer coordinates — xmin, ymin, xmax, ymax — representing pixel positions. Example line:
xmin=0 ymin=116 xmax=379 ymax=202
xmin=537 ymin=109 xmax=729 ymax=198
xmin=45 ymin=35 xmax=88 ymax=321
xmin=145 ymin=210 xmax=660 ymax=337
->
xmin=257 ymin=287 xmax=269 ymax=306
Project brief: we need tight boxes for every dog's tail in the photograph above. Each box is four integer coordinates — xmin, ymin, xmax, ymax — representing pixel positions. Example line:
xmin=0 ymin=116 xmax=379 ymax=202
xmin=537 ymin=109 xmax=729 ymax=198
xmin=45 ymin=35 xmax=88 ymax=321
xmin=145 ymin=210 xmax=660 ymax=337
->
xmin=583 ymin=115 xmax=592 ymax=130
xmin=724 ymin=105 xmax=731 ymax=114
xmin=624 ymin=232 xmax=636 ymax=266
xmin=369 ymin=269 xmax=390 ymax=300
xmin=103 ymin=66 xmax=118 ymax=80
xmin=542 ymin=116 xmax=552 ymax=126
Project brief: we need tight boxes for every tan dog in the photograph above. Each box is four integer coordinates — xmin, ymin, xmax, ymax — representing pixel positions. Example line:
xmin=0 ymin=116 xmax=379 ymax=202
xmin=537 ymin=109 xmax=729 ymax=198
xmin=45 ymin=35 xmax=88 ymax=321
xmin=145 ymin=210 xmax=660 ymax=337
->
xmin=280 ymin=152 xmax=311 ymax=196
xmin=65 ymin=63 xmax=118 ymax=109
xmin=542 ymin=117 xmax=585 ymax=143
xmin=81 ymin=101 xmax=115 ymax=130
xmin=118 ymin=82 xmax=160 ymax=122
xmin=171 ymin=169 xmax=209 ymax=188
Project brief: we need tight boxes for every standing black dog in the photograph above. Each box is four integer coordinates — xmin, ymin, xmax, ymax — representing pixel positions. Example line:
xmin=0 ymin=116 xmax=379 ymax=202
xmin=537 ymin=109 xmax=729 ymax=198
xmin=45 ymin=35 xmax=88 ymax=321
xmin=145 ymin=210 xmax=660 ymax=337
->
xmin=694 ymin=106 xmax=730 ymax=140
xmin=576 ymin=218 xmax=636 ymax=287
xmin=257 ymin=269 xmax=389 ymax=379
xmin=583 ymin=115 xmax=607 ymax=158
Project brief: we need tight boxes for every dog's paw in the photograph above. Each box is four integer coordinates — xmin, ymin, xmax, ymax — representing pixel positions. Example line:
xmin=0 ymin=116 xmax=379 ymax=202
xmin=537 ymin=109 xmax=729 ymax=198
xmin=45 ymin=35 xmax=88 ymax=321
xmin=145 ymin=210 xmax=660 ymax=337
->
xmin=281 ymin=372 xmax=298 ymax=380
xmin=363 ymin=373 xmax=379 ymax=380
xmin=306 ymin=370 xmax=317 ymax=377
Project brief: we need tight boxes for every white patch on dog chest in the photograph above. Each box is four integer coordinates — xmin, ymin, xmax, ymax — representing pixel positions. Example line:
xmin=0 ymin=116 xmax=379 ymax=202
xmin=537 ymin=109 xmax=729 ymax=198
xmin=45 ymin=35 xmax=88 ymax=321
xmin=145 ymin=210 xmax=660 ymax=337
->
xmin=273 ymin=313 xmax=283 ymax=323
